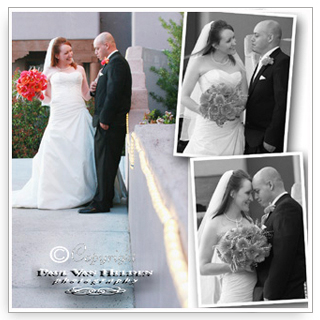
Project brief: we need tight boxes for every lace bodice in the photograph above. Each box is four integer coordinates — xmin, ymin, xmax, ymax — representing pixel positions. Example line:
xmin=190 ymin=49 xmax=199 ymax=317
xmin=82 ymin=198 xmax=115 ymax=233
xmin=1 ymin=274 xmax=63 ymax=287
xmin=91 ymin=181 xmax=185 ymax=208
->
xmin=198 ymin=69 xmax=242 ymax=93
xmin=50 ymin=71 xmax=85 ymax=107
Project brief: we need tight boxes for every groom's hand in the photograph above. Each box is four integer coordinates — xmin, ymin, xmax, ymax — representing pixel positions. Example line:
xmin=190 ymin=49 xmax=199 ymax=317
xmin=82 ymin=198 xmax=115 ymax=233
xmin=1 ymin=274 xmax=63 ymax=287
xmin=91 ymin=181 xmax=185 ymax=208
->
xmin=263 ymin=141 xmax=276 ymax=153
xmin=90 ymin=81 xmax=97 ymax=92
xmin=100 ymin=123 xmax=109 ymax=130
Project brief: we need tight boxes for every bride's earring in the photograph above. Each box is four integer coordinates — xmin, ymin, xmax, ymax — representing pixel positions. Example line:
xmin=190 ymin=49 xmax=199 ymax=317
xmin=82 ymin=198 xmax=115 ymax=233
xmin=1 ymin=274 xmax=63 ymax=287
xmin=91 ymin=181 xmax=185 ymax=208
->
xmin=212 ymin=43 xmax=219 ymax=51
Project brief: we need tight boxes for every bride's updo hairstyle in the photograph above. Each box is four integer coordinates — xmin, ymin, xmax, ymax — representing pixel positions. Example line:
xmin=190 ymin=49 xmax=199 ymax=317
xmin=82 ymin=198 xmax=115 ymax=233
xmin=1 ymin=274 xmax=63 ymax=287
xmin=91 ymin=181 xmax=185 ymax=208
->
xmin=51 ymin=37 xmax=77 ymax=69
xmin=195 ymin=20 xmax=236 ymax=65
xmin=213 ymin=169 xmax=252 ymax=220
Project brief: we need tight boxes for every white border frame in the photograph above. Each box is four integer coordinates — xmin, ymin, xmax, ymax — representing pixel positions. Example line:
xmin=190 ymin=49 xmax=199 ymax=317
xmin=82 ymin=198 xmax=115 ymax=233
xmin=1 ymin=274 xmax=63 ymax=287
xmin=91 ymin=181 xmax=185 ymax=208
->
xmin=190 ymin=152 xmax=311 ymax=311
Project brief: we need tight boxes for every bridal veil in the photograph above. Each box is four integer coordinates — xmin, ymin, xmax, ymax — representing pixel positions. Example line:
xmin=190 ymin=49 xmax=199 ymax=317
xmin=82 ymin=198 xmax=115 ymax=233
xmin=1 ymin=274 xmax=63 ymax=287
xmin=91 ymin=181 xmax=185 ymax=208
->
xmin=42 ymin=37 xmax=58 ymax=106
xmin=197 ymin=170 xmax=233 ymax=305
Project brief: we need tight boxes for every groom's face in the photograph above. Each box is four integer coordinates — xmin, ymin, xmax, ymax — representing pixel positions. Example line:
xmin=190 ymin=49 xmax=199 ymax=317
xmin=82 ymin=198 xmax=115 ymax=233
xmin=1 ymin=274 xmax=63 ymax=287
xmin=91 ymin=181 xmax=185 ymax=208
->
xmin=251 ymin=22 xmax=270 ymax=55
xmin=94 ymin=40 xmax=108 ymax=61
xmin=252 ymin=177 xmax=272 ymax=208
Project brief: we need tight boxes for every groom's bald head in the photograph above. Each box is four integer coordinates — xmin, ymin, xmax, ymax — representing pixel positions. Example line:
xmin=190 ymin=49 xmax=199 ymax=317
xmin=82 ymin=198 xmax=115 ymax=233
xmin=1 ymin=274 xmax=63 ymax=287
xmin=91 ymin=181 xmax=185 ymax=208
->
xmin=93 ymin=32 xmax=117 ymax=59
xmin=258 ymin=20 xmax=282 ymax=44
xmin=256 ymin=167 xmax=283 ymax=183
xmin=95 ymin=32 xmax=116 ymax=47
xmin=252 ymin=20 xmax=283 ymax=55
xmin=252 ymin=167 xmax=286 ymax=207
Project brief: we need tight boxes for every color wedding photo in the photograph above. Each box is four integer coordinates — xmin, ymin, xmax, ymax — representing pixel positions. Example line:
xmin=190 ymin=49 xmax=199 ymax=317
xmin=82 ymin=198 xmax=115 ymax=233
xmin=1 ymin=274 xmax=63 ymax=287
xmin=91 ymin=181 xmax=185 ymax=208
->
xmin=10 ymin=10 xmax=188 ymax=310
xmin=190 ymin=153 xmax=309 ymax=308
xmin=174 ymin=11 xmax=296 ymax=158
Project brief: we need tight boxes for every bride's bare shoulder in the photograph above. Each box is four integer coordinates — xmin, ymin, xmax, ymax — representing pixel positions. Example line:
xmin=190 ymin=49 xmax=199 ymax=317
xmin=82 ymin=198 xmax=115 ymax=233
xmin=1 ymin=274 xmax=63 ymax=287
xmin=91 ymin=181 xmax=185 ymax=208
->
xmin=191 ymin=54 xmax=211 ymax=65
xmin=45 ymin=67 xmax=58 ymax=79
xmin=76 ymin=65 xmax=85 ymax=72
xmin=204 ymin=215 xmax=224 ymax=231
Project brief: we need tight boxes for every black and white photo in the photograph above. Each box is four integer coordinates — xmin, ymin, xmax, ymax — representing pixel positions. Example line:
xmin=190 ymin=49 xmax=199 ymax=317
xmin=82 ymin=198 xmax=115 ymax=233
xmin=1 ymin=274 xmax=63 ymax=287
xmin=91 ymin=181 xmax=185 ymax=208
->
xmin=174 ymin=11 xmax=296 ymax=157
xmin=190 ymin=153 xmax=308 ymax=307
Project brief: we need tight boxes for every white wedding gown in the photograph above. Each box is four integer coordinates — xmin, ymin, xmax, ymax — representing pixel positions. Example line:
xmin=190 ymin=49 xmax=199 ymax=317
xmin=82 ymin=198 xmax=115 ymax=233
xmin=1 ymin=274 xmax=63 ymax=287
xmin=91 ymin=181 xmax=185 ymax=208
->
xmin=200 ymin=234 xmax=257 ymax=305
xmin=183 ymin=70 xmax=245 ymax=156
xmin=12 ymin=71 xmax=126 ymax=210
xmin=218 ymin=260 xmax=257 ymax=304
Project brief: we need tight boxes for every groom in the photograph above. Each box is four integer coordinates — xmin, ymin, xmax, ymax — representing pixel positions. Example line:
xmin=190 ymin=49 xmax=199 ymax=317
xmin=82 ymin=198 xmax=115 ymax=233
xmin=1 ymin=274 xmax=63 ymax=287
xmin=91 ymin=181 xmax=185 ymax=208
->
xmin=245 ymin=20 xmax=290 ymax=154
xmin=252 ymin=167 xmax=306 ymax=300
xmin=79 ymin=32 xmax=132 ymax=214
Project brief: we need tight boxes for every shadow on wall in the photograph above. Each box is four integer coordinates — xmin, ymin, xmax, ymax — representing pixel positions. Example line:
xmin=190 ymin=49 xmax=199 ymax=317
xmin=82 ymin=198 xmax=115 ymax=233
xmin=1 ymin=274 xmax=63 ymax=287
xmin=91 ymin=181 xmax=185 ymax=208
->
xmin=142 ymin=48 xmax=169 ymax=114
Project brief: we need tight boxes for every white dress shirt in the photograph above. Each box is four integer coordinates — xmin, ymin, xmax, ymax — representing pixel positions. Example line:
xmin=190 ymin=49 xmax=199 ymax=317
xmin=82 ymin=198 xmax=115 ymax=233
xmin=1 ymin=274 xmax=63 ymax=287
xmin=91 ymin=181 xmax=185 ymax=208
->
xmin=253 ymin=46 xmax=279 ymax=80
xmin=271 ymin=191 xmax=288 ymax=206
xmin=107 ymin=50 xmax=119 ymax=60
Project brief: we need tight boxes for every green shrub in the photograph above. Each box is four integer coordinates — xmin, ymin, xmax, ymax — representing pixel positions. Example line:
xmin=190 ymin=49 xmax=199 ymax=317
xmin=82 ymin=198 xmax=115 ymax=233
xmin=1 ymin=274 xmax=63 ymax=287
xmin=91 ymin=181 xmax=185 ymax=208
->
xmin=12 ymin=68 xmax=50 ymax=158
xmin=86 ymin=98 xmax=95 ymax=116
xmin=149 ymin=13 xmax=183 ymax=115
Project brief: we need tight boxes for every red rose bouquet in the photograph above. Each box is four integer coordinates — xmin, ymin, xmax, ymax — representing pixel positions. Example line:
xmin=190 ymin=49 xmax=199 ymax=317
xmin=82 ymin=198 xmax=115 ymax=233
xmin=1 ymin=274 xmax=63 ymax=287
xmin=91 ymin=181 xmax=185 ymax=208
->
xmin=16 ymin=68 xmax=48 ymax=101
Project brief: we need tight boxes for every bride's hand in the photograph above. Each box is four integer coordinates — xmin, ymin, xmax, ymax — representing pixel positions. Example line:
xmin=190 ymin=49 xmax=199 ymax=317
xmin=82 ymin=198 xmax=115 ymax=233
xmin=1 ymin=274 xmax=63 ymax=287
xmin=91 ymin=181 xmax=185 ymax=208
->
xmin=231 ymin=263 xmax=254 ymax=273
xmin=240 ymin=265 xmax=255 ymax=273
xmin=34 ymin=92 xmax=43 ymax=100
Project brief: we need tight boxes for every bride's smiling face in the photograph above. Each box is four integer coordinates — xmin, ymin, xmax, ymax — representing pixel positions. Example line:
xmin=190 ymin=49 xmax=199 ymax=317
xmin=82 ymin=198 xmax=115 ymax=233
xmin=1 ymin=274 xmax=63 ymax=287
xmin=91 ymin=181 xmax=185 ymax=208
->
xmin=232 ymin=179 xmax=253 ymax=213
xmin=214 ymin=29 xmax=237 ymax=55
xmin=56 ymin=44 xmax=73 ymax=66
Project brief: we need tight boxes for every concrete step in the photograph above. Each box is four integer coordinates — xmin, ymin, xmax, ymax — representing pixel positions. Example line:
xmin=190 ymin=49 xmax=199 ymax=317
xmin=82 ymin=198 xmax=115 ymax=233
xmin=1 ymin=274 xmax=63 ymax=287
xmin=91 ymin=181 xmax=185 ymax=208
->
xmin=131 ymin=89 xmax=149 ymax=109
xmin=127 ymin=58 xmax=144 ymax=73
xmin=131 ymin=72 xmax=146 ymax=89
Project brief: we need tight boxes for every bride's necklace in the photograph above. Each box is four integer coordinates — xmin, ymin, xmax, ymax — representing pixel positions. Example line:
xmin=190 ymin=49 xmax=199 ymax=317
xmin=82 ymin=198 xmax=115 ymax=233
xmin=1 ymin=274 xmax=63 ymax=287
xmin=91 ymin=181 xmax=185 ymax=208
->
xmin=211 ymin=52 xmax=229 ymax=65
xmin=56 ymin=65 xmax=71 ymax=71
xmin=224 ymin=213 xmax=243 ymax=227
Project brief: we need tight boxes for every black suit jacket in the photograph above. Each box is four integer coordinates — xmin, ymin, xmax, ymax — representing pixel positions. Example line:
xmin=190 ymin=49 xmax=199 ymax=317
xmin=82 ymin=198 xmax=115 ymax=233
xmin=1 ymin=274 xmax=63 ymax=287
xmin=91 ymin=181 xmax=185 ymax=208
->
xmin=256 ymin=194 xmax=306 ymax=300
xmin=245 ymin=48 xmax=290 ymax=151
xmin=93 ymin=51 xmax=132 ymax=127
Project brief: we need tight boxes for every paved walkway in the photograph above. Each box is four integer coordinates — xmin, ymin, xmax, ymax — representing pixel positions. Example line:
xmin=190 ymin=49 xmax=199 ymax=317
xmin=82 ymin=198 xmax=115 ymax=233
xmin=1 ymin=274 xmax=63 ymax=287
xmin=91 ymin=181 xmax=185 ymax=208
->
xmin=11 ymin=158 xmax=135 ymax=309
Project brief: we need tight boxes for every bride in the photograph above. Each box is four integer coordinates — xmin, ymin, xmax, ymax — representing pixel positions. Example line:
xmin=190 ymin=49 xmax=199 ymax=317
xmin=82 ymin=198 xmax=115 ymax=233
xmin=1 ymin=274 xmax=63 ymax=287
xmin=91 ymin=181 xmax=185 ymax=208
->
xmin=198 ymin=170 xmax=257 ymax=305
xmin=180 ymin=20 xmax=247 ymax=156
xmin=12 ymin=37 xmax=126 ymax=210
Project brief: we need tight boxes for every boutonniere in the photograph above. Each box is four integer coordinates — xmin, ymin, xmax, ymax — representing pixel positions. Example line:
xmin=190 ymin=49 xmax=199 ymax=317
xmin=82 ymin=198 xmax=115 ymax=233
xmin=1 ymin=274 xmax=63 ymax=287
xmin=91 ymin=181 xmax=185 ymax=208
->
xmin=101 ymin=57 xmax=109 ymax=66
xmin=261 ymin=55 xmax=274 ymax=66
xmin=264 ymin=203 xmax=276 ymax=215
xmin=260 ymin=203 xmax=276 ymax=227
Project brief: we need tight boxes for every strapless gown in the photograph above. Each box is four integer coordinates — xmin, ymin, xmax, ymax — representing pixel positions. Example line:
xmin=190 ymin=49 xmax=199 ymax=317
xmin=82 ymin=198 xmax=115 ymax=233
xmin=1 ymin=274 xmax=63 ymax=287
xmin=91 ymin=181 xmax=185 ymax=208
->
xmin=183 ymin=70 xmax=245 ymax=156
xmin=200 ymin=235 xmax=257 ymax=305
xmin=13 ymin=71 xmax=97 ymax=209
xmin=218 ymin=269 xmax=257 ymax=304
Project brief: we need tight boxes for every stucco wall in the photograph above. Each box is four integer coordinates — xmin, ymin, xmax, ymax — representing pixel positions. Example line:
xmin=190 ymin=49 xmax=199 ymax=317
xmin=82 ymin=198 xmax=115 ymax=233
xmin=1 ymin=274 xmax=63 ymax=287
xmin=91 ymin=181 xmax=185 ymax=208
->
xmin=11 ymin=12 xmax=99 ymax=40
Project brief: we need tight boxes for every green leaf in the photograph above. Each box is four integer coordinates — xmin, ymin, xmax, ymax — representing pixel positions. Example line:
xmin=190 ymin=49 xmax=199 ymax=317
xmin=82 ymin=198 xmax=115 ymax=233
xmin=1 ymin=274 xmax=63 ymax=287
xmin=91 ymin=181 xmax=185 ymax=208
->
xmin=149 ymin=12 xmax=184 ymax=115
